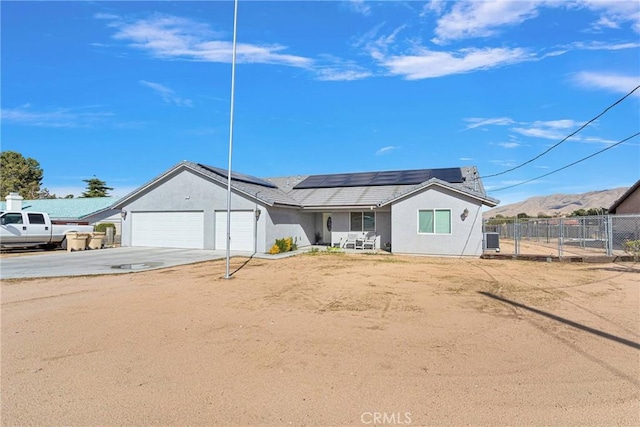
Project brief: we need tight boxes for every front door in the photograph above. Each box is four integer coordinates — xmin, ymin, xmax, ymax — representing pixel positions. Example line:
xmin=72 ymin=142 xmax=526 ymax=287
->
xmin=322 ymin=213 xmax=332 ymax=245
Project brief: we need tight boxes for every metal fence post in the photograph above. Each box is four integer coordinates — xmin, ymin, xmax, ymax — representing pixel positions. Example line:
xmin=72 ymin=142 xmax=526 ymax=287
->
xmin=606 ymin=215 xmax=613 ymax=256
xmin=558 ymin=217 xmax=563 ymax=259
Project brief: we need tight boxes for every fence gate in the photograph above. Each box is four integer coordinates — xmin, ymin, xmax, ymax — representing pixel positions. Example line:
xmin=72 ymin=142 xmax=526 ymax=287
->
xmin=482 ymin=214 xmax=640 ymax=258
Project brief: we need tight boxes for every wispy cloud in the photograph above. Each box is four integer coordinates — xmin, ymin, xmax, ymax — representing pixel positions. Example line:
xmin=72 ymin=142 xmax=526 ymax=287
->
xmin=489 ymin=159 xmax=518 ymax=168
xmin=580 ymin=0 xmax=640 ymax=34
xmin=512 ymin=120 xmax=582 ymax=140
xmin=376 ymin=146 xmax=400 ymax=155
xmin=463 ymin=117 xmax=516 ymax=130
xmin=381 ymin=47 xmax=531 ymax=80
xmin=1 ymin=105 xmax=114 ymax=128
xmin=427 ymin=1 xmax=640 ymax=44
xmin=468 ymin=116 xmax=618 ymax=146
xmin=347 ymin=0 xmax=371 ymax=17
xmin=498 ymin=142 xmax=521 ymax=149
xmin=429 ymin=1 xmax=541 ymax=44
xmin=314 ymin=55 xmax=373 ymax=81
xmin=98 ymin=13 xmax=313 ymax=68
xmin=139 ymin=80 xmax=193 ymax=107
xmin=315 ymin=68 xmax=373 ymax=81
xmin=567 ymin=41 xmax=640 ymax=51
xmin=572 ymin=71 xmax=640 ymax=95
xmin=459 ymin=157 xmax=473 ymax=161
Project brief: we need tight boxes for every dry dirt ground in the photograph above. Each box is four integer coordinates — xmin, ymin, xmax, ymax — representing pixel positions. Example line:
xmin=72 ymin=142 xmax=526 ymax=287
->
xmin=2 ymin=253 xmax=639 ymax=426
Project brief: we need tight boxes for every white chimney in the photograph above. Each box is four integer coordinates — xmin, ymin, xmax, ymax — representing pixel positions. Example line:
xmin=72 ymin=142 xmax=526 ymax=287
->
xmin=5 ymin=193 xmax=23 ymax=211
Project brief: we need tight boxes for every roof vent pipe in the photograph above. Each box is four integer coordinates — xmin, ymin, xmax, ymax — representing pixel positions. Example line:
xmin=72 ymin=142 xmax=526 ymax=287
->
xmin=5 ymin=192 xmax=23 ymax=211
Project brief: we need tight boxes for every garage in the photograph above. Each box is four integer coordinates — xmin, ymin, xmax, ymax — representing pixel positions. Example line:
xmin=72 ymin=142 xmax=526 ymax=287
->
xmin=215 ymin=211 xmax=255 ymax=251
xmin=131 ymin=211 xmax=204 ymax=249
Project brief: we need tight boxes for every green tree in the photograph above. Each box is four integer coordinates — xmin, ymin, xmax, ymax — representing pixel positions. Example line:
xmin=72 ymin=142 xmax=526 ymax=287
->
xmin=516 ymin=212 xmax=529 ymax=219
xmin=0 ymin=151 xmax=43 ymax=199
xmin=81 ymin=177 xmax=113 ymax=198
xmin=37 ymin=188 xmax=57 ymax=199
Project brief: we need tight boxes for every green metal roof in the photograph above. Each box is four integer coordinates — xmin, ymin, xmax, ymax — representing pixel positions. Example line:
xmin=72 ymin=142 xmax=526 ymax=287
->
xmin=0 ymin=197 xmax=120 ymax=219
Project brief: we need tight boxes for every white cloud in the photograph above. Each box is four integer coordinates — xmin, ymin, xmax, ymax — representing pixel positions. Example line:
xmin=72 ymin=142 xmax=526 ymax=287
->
xmin=463 ymin=117 xmax=516 ymax=130
xmin=568 ymin=41 xmax=640 ymax=50
xmin=421 ymin=0 xmax=447 ymax=17
xmin=512 ymin=127 xmax=565 ymax=140
xmin=459 ymin=157 xmax=474 ymax=161
xmin=431 ymin=1 xmax=541 ymax=44
xmin=1 ymin=106 xmax=113 ymax=128
xmin=498 ymin=142 xmax=521 ymax=149
xmin=579 ymin=0 xmax=640 ymax=33
xmin=489 ymin=159 xmax=518 ymax=168
xmin=139 ymin=80 xmax=193 ymax=107
xmin=315 ymin=68 xmax=373 ymax=81
xmin=348 ymin=0 xmax=371 ymax=17
xmin=376 ymin=146 xmax=400 ymax=155
xmin=381 ymin=47 xmax=531 ymax=80
xmin=572 ymin=71 xmax=640 ymax=95
xmin=314 ymin=55 xmax=373 ymax=81
xmin=428 ymin=1 xmax=640 ymax=44
xmin=100 ymin=13 xmax=313 ymax=68
xmin=580 ymin=136 xmax=618 ymax=145
xmin=511 ymin=119 xmax=584 ymax=141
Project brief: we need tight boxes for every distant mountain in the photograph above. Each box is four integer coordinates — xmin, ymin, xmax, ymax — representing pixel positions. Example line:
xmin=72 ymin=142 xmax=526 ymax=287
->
xmin=484 ymin=187 xmax=629 ymax=218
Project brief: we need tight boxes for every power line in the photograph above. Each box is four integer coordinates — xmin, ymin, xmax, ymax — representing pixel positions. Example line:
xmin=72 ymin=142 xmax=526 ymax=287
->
xmin=482 ymin=84 xmax=640 ymax=179
xmin=490 ymin=131 xmax=640 ymax=192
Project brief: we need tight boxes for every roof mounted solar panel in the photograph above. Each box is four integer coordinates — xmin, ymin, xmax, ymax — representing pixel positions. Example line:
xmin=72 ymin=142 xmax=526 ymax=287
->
xmin=293 ymin=168 xmax=463 ymax=189
xmin=198 ymin=164 xmax=277 ymax=189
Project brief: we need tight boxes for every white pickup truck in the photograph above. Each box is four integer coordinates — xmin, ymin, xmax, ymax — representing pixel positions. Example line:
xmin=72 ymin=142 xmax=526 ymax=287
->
xmin=0 ymin=211 xmax=94 ymax=250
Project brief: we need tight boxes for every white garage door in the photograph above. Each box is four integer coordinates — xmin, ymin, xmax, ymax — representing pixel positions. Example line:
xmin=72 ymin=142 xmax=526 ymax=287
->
xmin=131 ymin=211 xmax=204 ymax=249
xmin=215 ymin=211 xmax=254 ymax=251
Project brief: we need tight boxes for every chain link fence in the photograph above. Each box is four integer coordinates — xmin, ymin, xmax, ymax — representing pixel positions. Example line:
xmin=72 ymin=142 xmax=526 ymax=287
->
xmin=483 ymin=214 xmax=640 ymax=258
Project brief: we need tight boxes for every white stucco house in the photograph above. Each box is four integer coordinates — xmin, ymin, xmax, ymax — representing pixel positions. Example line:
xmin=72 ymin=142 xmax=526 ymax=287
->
xmin=112 ymin=161 xmax=499 ymax=256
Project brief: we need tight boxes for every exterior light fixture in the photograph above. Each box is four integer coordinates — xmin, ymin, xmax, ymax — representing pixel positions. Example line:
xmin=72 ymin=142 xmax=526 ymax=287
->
xmin=461 ymin=208 xmax=469 ymax=221
xmin=120 ymin=210 xmax=127 ymax=220
xmin=255 ymin=208 xmax=261 ymax=220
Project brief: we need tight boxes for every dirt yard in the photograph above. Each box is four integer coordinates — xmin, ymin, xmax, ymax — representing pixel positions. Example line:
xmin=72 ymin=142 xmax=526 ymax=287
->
xmin=2 ymin=253 xmax=638 ymax=426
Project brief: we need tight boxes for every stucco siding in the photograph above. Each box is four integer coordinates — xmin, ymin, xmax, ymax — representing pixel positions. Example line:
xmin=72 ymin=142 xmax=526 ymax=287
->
xmin=120 ymin=169 xmax=259 ymax=249
xmin=265 ymin=207 xmax=314 ymax=250
xmin=614 ymin=186 xmax=640 ymax=214
xmin=391 ymin=186 xmax=484 ymax=256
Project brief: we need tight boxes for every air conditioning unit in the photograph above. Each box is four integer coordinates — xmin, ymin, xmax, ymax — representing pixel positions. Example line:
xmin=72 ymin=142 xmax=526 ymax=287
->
xmin=484 ymin=232 xmax=500 ymax=252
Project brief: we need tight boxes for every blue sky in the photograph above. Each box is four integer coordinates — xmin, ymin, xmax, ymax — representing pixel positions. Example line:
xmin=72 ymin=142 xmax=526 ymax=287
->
xmin=2 ymin=0 xmax=639 ymax=206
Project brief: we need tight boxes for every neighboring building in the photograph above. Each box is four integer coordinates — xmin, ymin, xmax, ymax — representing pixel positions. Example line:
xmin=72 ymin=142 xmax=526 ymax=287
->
xmin=0 ymin=196 xmax=122 ymax=237
xmin=609 ymin=179 xmax=640 ymax=215
xmin=112 ymin=161 xmax=499 ymax=256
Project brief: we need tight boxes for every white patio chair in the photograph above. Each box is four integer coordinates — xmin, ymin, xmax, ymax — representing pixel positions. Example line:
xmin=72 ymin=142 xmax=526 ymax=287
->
xmin=343 ymin=233 xmax=359 ymax=249
xmin=363 ymin=232 xmax=377 ymax=250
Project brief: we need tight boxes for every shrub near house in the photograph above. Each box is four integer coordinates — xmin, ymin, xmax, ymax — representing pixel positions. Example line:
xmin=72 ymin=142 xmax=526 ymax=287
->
xmin=268 ymin=237 xmax=297 ymax=254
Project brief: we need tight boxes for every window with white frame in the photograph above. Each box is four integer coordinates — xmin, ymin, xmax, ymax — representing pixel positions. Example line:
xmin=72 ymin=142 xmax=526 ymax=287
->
xmin=350 ymin=211 xmax=375 ymax=232
xmin=418 ymin=209 xmax=451 ymax=234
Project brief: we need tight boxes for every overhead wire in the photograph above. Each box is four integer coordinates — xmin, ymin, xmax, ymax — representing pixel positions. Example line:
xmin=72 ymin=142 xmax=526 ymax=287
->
xmin=490 ymin=131 xmax=640 ymax=192
xmin=481 ymin=84 xmax=640 ymax=179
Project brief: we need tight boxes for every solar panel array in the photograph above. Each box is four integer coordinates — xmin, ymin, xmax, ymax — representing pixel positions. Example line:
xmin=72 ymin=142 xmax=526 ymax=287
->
xmin=293 ymin=168 xmax=463 ymax=190
xmin=198 ymin=164 xmax=278 ymax=189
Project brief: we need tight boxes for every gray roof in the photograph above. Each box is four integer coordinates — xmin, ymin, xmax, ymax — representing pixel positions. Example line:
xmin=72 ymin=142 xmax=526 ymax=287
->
xmin=113 ymin=161 xmax=302 ymax=208
xmin=113 ymin=162 xmax=498 ymax=210
xmin=267 ymin=166 xmax=498 ymax=209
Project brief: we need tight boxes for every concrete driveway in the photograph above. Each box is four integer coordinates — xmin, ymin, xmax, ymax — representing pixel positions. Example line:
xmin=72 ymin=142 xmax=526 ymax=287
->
xmin=0 ymin=247 xmax=254 ymax=279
